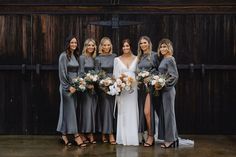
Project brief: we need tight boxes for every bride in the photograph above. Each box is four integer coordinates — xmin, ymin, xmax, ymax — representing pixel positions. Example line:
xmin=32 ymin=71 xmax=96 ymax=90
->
xmin=113 ymin=39 xmax=139 ymax=146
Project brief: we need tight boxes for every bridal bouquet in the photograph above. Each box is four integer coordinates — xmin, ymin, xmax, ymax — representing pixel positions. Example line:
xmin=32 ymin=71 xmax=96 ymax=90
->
xmin=72 ymin=77 xmax=87 ymax=92
xmin=107 ymin=73 xmax=135 ymax=96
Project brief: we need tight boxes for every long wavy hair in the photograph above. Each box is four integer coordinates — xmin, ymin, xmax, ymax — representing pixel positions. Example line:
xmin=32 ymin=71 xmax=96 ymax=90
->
xmin=98 ymin=37 xmax=113 ymax=54
xmin=65 ymin=35 xmax=80 ymax=61
xmin=157 ymin=38 xmax=174 ymax=58
xmin=137 ymin=36 xmax=152 ymax=62
xmin=82 ymin=38 xmax=97 ymax=58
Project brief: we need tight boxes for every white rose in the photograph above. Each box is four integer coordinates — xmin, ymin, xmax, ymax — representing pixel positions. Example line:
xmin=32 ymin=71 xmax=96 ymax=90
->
xmin=153 ymin=75 xmax=159 ymax=80
xmin=151 ymin=80 xmax=157 ymax=85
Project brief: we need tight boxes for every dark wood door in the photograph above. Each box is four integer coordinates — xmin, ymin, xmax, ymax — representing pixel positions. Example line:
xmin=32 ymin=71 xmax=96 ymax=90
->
xmin=0 ymin=2 xmax=236 ymax=134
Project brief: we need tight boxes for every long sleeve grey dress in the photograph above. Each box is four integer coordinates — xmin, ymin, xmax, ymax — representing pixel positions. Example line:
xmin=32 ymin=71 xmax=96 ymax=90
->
xmin=77 ymin=55 xmax=97 ymax=133
xmin=137 ymin=52 xmax=159 ymax=135
xmin=95 ymin=53 xmax=117 ymax=134
xmin=157 ymin=56 xmax=179 ymax=142
xmin=57 ymin=52 xmax=80 ymax=134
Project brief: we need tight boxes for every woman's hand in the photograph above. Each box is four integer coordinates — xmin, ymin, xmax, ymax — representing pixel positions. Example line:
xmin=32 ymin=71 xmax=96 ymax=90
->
xmin=87 ymin=84 xmax=94 ymax=89
xmin=69 ymin=86 xmax=76 ymax=94
xmin=154 ymin=83 xmax=163 ymax=90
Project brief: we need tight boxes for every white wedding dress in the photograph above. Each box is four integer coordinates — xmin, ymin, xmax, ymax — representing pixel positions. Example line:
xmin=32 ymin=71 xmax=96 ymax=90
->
xmin=113 ymin=57 xmax=139 ymax=146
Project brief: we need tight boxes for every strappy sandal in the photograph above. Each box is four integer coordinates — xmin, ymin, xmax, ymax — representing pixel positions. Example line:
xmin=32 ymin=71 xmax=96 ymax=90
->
xmin=89 ymin=134 xmax=97 ymax=144
xmin=161 ymin=139 xmax=179 ymax=149
xmin=109 ymin=134 xmax=116 ymax=145
xmin=60 ymin=135 xmax=72 ymax=146
xmin=102 ymin=135 xmax=108 ymax=143
xmin=81 ymin=134 xmax=89 ymax=144
xmin=74 ymin=135 xmax=86 ymax=147
xmin=109 ymin=140 xmax=116 ymax=145
xmin=143 ymin=135 xmax=154 ymax=147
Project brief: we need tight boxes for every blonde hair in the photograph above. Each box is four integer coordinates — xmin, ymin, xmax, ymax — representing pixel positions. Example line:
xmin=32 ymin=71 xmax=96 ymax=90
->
xmin=157 ymin=38 xmax=173 ymax=57
xmin=98 ymin=37 xmax=113 ymax=54
xmin=137 ymin=36 xmax=152 ymax=61
xmin=82 ymin=38 xmax=97 ymax=58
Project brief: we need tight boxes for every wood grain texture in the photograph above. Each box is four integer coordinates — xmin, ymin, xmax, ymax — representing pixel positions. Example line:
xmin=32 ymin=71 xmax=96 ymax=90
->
xmin=0 ymin=3 xmax=235 ymax=134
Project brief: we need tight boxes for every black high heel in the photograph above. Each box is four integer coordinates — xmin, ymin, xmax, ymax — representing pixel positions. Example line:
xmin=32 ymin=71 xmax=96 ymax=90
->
xmin=175 ymin=139 xmax=179 ymax=147
xmin=143 ymin=135 xmax=154 ymax=147
xmin=102 ymin=134 xmax=108 ymax=143
xmin=74 ymin=135 xmax=87 ymax=147
xmin=88 ymin=134 xmax=97 ymax=144
xmin=60 ymin=135 xmax=72 ymax=146
xmin=161 ymin=139 xmax=179 ymax=149
xmin=81 ymin=134 xmax=89 ymax=144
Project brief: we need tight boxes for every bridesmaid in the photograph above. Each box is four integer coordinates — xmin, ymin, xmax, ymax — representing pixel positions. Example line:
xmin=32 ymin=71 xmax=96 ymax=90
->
xmin=137 ymin=36 xmax=159 ymax=147
xmin=95 ymin=37 xmax=117 ymax=144
xmin=78 ymin=38 xmax=97 ymax=144
xmin=157 ymin=38 xmax=179 ymax=148
xmin=56 ymin=35 xmax=86 ymax=147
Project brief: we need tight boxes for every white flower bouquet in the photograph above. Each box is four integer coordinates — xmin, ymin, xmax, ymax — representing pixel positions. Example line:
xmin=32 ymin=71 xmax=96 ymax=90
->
xmin=99 ymin=77 xmax=116 ymax=95
xmin=107 ymin=73 xmax=135 ymax=96
xmin=150 ymin=74 xmax=166 ymax=95
xmin=136 ymin=70 xmax=151 ymax=85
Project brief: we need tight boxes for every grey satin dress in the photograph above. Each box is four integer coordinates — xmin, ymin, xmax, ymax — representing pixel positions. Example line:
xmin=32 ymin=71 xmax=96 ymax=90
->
xmin=57 ymin=52 xmax=80 ymax=134
xmin=95 ymin=53 xmax=117 ymax=134
xmin=137 ymin=52 xmax=159 ymax=135
xmin=157 ymin=56 xmax=179 ymax=142
xmin=77 ymin=55 xmax=97 ymax=133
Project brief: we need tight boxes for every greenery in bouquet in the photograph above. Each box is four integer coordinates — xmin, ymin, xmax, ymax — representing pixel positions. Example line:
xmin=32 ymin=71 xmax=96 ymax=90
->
xmin=72 ymin=77 xmax=86 ymax=92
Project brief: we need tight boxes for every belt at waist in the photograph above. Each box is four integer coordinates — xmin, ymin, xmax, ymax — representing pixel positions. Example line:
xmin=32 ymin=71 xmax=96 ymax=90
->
xmin=84 ymin=67 xmax=94 ymax=73
xmin=67 ymin=67 xmax=79 ymax=72
xmin=101 ymin=67 xmax=113 ymax=74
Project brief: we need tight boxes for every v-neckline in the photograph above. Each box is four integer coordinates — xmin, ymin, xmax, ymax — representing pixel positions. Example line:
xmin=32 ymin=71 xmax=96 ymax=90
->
xmin=118 ymin=57 xmax=137 ymax=69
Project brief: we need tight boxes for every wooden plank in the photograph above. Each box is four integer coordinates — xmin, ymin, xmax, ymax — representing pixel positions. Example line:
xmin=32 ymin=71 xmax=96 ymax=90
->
xmin=0 ymin=4 xmax=235 ymax=14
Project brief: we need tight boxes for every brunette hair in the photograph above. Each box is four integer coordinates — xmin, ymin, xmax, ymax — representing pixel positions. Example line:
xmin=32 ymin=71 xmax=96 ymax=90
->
xmin=65 ymin=35 xmax=80 ymax=61
xmin=121 ymin=38 xmax=132 ymax=54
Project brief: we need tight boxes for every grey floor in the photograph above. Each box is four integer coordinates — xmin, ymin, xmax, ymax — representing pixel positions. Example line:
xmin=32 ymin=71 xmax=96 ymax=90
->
xmin=0 ymin=135 xmax=235 ymax=157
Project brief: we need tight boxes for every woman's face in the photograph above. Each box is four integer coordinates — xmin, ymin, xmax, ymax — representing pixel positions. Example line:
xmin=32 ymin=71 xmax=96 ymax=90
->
xmin=160 ymin=43 xmax=169 ymax=56
xmin=69 ymin=38 xmax=78 ymax=51
xmin=139 ymin=39 xmax=149 ymax=53
xmin=122 ymin=42 xmax=131 ymax=54
xmin=102 ymin=40 xmax=111 ymax=54
xmin=86 ymin=41 xmax=95 ymax=55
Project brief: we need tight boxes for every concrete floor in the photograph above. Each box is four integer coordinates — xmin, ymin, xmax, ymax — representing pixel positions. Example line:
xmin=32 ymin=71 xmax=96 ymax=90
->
xmin=0 ymin=135 xmax=235 ymax=157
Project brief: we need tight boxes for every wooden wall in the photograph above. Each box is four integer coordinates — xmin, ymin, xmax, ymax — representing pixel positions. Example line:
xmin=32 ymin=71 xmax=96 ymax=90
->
xmin=0 ymin=1 xmax=235 ymax=134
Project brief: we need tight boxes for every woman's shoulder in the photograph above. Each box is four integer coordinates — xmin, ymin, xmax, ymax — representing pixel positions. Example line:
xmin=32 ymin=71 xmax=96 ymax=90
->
xmin=133 ymin=54 xmax=138 ymax=59
xmin=165 ymin=56 xmax=176 ymax=65
xmin=151 ymin=51 xmax=158 ymax=57
xmin=59 ymin=51 xmax=67 ymax=60
xmin=114 ymin=56 xmax=119 ymax=61
xmin=79 ymin=54 xmax=86 ymax=59
xmin=59 ymin=51 xmax=66 ymax=57
xmin=114 ymin=56 xmax=122 ymax=64
xmin=110 ymin=53 xmax=117 ymax=58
